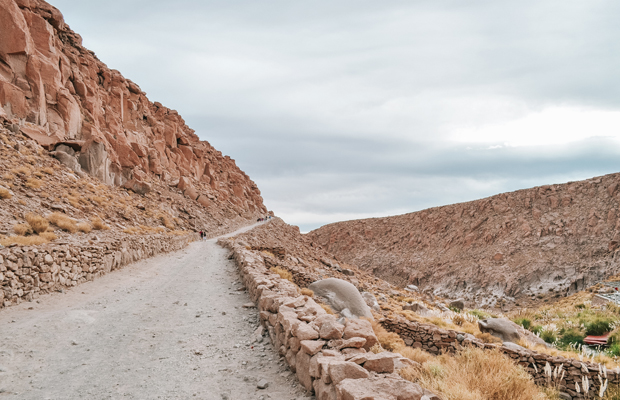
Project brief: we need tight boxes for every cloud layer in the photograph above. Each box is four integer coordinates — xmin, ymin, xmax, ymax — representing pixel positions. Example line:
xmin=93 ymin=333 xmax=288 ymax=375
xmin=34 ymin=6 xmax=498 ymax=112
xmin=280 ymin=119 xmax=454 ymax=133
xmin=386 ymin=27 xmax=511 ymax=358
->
xmin=50 ymin=0 xmax=620 ymax=231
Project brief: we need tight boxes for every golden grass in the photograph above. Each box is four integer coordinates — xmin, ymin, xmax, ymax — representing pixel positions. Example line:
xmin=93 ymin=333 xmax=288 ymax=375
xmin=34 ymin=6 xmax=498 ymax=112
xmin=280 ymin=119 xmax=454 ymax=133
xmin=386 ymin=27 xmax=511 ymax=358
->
xmin=25 ymin=213 xmax=49 ymax=234
xmin=158 ymin=213 xmax=175 ymax=229
xmin=400 ymin=347 xmax=550 ymax=400
xmin=475 ymin=332 xmax=503 ymax=344
xmin=11 ymin=166 xmax=31 ymax=176
xmin=39 ymin=232 xmax=58 ymax=241
xmin=13 ymin=223 xmax=32 ymax=236
xmin=2 ymin=173 xmax=14 ymax=181
xmin=0 ymin=235 xmax=50 ymax=246
xmin=77 ymin=222 xmax=92 ymax=233
xmin=123 ymin=225 xmax=166 ymax=235
xmin=0 ymin=186 xmax=11 ymax=199
xmin=41 ymin=167 xmax=55 ymax=175
xmin=47 ymin=212 xmax=78 ymax=233
xmin=270 ymin=266 xmax=293 ymax=282
xmin=320 ymin=303 xmax=336 ymax=315
xmin=301 ymin=288 xmax=314 ymax=297
xmin=370 ymin=319 xmax=406 ymax=351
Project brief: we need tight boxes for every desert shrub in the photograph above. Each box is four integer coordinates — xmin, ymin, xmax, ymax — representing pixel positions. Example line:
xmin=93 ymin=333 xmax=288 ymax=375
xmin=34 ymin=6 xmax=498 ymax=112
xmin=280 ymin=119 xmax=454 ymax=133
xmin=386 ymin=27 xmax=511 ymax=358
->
xmin=41 ymin=167 xmax=55 ymax=175
xmin=300 ymin=288 xmax=314 ymax=297
xmin=452 ymin=314 xmax=466 ymax=326
xmin=39 ymin=232 xmax=57 ymax=241
xmin=608 ymin=343 xmax=620 ymax=357
xmin=396 ymin=346 xmax=434 ymax=365
xmin=584 ymin=316 xmax=615 ymax=336
xmin=91 ymin=217 xmax=110 ymax=230
xmin=540 ymin=329 xmax=557 ymax=344
xmin=319 ymin=303 xmax=336 ymax=315
xmin=401 ymin=347 xmax=545 ymax=400
xmin=475 ymin=332 xmax=503 ymax=344
xmin=1 ymin=235 xmax=49 ymax=246
xmin=575 ymin=303 xmax=586 ymax=309
xmin=514 ymin=318 xmax=531 ymax=330
xmin=77 ymin=222 xmax=92 ymax=233
xmin=47 ymin=212 xmax=78 ymax=233
xmin=557 ymin=328 xmax=584 ymax=349
xmin=270 ymin=266 xmax=293 ymax=282
xmin=530 ymin=324 xmax=544 ymax=335
xmin=25 ymin=213 xmax=49 ymax=234
xmin=0 ymin=186 xmax=11 ymax=199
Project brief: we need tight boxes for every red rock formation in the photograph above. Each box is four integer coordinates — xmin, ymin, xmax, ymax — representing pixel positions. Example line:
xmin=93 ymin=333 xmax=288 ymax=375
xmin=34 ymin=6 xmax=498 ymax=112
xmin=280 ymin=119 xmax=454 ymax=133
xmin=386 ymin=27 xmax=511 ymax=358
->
xmin=0 ymin=0 xmax=266 ymax=215
xmin=309 ymin=173 xmax=620 ymax=309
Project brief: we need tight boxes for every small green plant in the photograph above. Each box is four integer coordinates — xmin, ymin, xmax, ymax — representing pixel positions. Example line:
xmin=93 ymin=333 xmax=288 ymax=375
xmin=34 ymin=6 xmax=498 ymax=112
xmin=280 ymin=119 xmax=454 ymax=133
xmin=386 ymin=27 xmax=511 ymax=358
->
xmin=557 ymin=328 xmax=585 ymax=350
xmin=608 ymin=343 xmax=620 ymax=357
xmin=514 ymin=318 xmax=531 ymax=330
xmin=530 ymin=324 xmax=544 ymax=335
xmin=540 ymin=329 xmax=557 ymax=344
xmin=584 ymin=317 xmax=615 ymax=336
xmin=468 ymin=309 xmax=493 ymax=320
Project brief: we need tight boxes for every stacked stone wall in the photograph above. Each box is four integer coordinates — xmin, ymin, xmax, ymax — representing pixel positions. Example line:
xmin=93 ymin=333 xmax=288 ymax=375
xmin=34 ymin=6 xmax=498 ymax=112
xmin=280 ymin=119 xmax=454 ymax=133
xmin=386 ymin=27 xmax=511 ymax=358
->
xmin=0 ymin=233 xmax=196 ymax=308
xmin=220 ymin=238 xmax=441 ymax=400
xmin=381 ymin=317 xmax=617 ymax=399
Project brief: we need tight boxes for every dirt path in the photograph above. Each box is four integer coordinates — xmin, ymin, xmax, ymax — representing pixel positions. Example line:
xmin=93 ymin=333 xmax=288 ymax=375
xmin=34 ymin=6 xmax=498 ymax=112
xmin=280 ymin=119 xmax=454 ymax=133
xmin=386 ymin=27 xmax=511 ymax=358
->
xmin=0 ymin=224 xmax=309 ymax=400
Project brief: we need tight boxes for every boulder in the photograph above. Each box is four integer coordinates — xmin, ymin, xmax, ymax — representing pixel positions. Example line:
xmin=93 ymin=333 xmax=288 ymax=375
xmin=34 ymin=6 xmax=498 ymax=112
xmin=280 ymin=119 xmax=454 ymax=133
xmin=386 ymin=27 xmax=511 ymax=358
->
xmin=327 ymin=360 xmax=369 ymax=385
xmin=449 ymin=298 xmax=465 ymax=311
xmin=478 ymin=318 xmax=521 ymax=343
xmin=309 ymin=278 xmax=373 ymax=319
xmin=403 ymin=302 xmax=429 ymax=315
xmin=122 ymin=178 xmax=151 ymax=195
xmin=361 ymin=292 xmax=380 ymax=312
xmin=343 ymin=319 xmax=378 ymax=351
xmin=336 ymin=374 xmax=426 ymax=400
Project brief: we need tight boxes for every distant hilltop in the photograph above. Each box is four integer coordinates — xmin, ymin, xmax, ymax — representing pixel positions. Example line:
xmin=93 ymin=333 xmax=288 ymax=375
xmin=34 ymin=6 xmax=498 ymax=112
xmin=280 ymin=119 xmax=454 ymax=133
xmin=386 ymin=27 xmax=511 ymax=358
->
xmin=308 ymin=172 xmax=620 ymax=309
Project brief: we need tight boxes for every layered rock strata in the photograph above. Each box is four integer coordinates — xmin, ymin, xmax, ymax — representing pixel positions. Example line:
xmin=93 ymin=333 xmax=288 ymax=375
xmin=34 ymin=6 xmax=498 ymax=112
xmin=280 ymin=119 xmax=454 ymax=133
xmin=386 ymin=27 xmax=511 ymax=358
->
xmin=0 ymin=0 xmax=266 ymax=216
xmin=309 ymin=172 xmax=620 ymax=308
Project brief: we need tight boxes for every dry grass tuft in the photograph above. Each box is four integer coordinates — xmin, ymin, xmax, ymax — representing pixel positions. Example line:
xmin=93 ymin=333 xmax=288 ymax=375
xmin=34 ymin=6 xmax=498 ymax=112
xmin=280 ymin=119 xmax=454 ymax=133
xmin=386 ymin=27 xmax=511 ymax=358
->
xmin=158 ymin=213 xmax=175 ymax=229
xmin=47 ymin=212 xmax=78 ymax=233
xmin=13 ymin=223 xmax=32 ymax=236
xmin=401 ymin=347 xmax=547 ymax=400
xmin=1 ymin=235 xmax=50 ymax=246
xmin=0 ymin=186 xmax=11 ymax=199
xmin=396 ymin=346 xmax=435 ymax=365
xmin=77 ymin=222 xmax=92 ymax=233
xmin=39 ymin=232 xmax=58 ymax=241
xmin=25 ymin=213 xmax=49 ymax=234
xmin=475 ymin=332 xmax=503 ymax=344
xmin=320 ymin=303 xmax=336 ymax=315
xmin=370 ymin=319 xmax=406 ymax=351
xmin=11 ymin=166 xmax=31 ymax=176
xmin=270 ymin=266 xmax=293 ymax=282
xmin=41 ymin=167 xmax=55 ymax=175
xmin=25 ymin=177 xmax=43 ymax=189
xmin=301 ymin=288 xmax=314 ymax=297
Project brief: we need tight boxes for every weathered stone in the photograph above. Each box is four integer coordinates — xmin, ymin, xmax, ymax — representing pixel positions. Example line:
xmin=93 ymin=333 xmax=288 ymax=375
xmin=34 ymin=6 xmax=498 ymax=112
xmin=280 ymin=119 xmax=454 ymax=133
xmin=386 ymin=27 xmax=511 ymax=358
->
xmin=301 ymin=340 xmax=325 ymax=355
xmin=327 ymin=360 xmax=369 ymax=385
xmin=343 ymin=319 xmax=378 ymax=350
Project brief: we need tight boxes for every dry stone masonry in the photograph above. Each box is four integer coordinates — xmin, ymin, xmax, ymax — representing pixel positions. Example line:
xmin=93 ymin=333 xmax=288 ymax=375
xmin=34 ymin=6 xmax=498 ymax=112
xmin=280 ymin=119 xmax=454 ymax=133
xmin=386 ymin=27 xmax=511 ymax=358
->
xmin=219 ymin=237 xmax=442 ymax=400
xmin=0 ymin=233 xmax=194 ymax=308
xmin=381 ymin=316 xmax=618 ymax=399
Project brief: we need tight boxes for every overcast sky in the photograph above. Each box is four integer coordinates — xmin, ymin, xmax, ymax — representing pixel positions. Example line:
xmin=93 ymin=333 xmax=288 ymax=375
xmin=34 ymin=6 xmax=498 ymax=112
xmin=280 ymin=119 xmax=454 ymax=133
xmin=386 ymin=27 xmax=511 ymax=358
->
xmin=50 ymin=0 xmax=620 ymax=232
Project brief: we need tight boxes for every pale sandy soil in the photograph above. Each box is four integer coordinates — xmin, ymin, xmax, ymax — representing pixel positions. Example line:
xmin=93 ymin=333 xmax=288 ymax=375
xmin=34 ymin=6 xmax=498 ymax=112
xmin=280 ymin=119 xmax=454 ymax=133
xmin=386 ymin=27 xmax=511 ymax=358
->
xmin=0 ymin=224 xmax=310 ymax=400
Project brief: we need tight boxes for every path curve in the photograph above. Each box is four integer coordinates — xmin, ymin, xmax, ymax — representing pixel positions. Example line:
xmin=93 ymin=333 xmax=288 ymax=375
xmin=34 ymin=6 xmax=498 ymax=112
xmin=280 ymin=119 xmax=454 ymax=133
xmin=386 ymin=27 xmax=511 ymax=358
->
xmin=0 ymin=223 xmax=308 ymax=400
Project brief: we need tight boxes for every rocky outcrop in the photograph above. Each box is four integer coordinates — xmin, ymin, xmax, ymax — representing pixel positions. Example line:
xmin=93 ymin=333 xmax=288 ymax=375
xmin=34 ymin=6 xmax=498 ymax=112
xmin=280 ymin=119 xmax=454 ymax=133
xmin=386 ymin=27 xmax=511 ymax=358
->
xmin=0 ymin=0 xmax=266 ymax=216
xmin=308 ymin=172 xmax=620 ymax=308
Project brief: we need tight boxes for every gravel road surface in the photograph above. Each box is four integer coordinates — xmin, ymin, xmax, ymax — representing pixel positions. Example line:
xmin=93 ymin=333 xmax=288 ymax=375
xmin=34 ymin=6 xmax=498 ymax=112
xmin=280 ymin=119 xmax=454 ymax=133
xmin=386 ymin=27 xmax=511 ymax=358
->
xmin=0 ymin=225 xmax=309 ymax=400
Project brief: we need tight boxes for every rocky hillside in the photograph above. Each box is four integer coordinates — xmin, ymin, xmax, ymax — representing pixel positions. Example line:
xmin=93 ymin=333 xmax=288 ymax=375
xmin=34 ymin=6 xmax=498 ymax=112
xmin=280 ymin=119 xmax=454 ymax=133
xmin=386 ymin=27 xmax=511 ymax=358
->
xmin=308 ymin=172 xmax=620 ymax=309
xmin=0 ymin=0 xmax=266 ymax=217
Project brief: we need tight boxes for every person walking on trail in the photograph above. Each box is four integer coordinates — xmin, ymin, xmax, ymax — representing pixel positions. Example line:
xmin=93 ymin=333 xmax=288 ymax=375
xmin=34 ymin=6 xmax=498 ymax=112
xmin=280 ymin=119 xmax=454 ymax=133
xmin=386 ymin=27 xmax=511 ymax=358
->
xmin=199 ymin=230 xmax=203 ymax=240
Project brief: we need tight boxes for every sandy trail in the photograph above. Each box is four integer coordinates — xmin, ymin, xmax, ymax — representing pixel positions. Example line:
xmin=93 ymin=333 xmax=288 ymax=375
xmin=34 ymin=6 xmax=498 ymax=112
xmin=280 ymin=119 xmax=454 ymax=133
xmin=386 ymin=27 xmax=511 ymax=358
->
xmin=0 ymin=224 xmax=308 ymax=400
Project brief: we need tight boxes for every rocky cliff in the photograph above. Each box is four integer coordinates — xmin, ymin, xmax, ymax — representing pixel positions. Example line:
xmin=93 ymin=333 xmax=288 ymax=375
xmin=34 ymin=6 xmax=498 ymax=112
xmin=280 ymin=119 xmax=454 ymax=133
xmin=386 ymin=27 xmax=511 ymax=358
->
xmin=308 ymin=172 xmax=620 ymax=309
xmin=0 ymin=0 xmax=266 ymax=216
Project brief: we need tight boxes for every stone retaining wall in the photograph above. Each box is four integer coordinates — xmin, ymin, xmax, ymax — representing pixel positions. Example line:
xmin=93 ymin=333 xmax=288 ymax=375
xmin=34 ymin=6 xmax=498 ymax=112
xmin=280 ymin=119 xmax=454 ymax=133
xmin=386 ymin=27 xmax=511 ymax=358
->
xmin=381 ymin=317 xmax=617 ymax=399
xmin=220 ymin=238 xmax=441 ymax=400
xmin=0 ymin=233 xmax=196 ymax=308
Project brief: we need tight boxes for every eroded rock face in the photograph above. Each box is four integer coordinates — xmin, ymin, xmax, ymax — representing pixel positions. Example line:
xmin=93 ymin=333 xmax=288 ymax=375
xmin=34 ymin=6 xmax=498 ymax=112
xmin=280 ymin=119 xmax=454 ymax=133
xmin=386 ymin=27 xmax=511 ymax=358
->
xmin=0 ymin=0 xmax=266 ymax=215
xmin=478 ymin=318 xmax=521 ymax=343
xmin=308 ymin=173 xmax=620 ymax=308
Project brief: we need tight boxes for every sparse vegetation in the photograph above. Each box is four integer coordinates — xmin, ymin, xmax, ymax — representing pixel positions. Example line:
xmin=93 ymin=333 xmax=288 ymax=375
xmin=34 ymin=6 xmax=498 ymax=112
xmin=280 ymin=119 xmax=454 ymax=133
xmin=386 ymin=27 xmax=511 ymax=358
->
xmin=47 ymin=212 xmax=78 ymax=233
xmin=1 ymin=235 xmax=51 ymax=246
xmin=77 ymin=222 xmax=92 ymax=233
xmin=25 ymin=213 xmax=49 ymax=234
xmin=270 ymin=266 xmax=293 ymax=282
xmin=0 ymin=186 xmax=11 ymax=199
xmin=13 ymin=223 xmax=32 ymax=236
xmin=300 ymin=288 xmax=314 ymax=297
